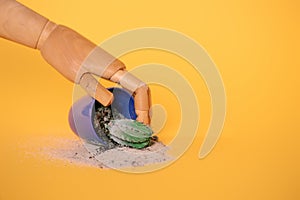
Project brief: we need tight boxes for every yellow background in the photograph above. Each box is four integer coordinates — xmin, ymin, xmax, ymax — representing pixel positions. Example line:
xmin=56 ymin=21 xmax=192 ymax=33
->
xmin=0 ymin=0 xmax=299 ymax=199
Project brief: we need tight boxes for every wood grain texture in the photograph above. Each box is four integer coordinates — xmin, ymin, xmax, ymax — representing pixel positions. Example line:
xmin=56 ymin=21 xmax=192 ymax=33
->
xmin=134 ymin=85 xmax=151 ymax=124
xmin=110 ymin=70 xmax=151 ymax=124
xmin=39 ymin=24 xmax=96 ymax=82
xmin=0 ymin=0 xmax=48 ymax=48
xmin=0 ymin=0 xmax=151 ymax=124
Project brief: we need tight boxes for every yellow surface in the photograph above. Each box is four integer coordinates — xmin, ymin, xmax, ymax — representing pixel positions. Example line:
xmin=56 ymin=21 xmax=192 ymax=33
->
xmin=0 ymin=0 xmax=299 ymax=199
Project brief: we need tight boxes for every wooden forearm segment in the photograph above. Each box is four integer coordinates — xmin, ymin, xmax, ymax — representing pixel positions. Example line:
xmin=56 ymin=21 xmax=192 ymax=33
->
xmin=0 ymin=0 xmax=48 ymax=48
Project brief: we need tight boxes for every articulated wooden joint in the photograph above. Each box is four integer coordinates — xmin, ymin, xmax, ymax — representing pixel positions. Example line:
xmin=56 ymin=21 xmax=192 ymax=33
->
xmin=110 ymin=70 xmax=151 ymax=124
xmin=110 ymin=70 xmax=146 ymax=92
xmin=36 ymin=20 xmax=57 ymax=50
xmin=109 ymin=70 xmax=150 ymax=111
xmin=79 ymin=72 xmax=114 ymax=106
xmin=81 ymin=47 xmax=126 ymax=81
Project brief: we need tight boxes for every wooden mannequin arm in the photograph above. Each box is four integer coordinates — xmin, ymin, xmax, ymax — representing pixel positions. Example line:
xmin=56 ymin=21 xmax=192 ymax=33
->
xmin=0 ymin=0 xmax=119 ymax=106
xmin=0 ymin=0 xmax=48 ymax=48
xmin=0 ymin=0 xmax=151 ymax=124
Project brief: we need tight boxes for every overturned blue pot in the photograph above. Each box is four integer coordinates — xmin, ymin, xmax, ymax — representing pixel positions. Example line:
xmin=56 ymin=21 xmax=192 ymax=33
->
xmin=68 ymin=87 xmax=137 ymax=144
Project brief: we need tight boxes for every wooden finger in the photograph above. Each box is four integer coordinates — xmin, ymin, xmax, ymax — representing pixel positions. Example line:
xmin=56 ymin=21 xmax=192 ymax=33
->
xmin=110 ymin=70 xmax=151 ymax=124
xmin=79 ymin=73 xmax=113 ymax=106
xmin=135 ymin=110 xmax=150 ymax=125
xmin=134 ymin=85 xmax=151 ymax=125
xmin=82 ymin=47 xmax=126 ymax=79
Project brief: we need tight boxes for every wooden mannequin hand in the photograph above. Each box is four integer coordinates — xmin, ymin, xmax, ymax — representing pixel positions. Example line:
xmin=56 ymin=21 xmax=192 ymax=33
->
xmin=37 ymin=22 xmax=151 ymax=124
xmin=0 ymin=0 xmax=151 ymax=124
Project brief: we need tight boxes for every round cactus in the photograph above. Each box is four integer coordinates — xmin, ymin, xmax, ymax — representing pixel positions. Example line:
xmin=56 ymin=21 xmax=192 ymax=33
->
xmin=107 ymin=119 xmax=153 ymax=149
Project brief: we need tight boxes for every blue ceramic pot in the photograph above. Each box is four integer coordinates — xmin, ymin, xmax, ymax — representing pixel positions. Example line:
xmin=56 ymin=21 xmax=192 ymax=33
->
xmin=68 ymin=87 xmax=137 ymax=144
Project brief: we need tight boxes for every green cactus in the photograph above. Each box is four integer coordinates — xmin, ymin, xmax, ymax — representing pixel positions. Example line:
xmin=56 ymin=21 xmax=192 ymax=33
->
xmin=109 ymin=135 xmax=151 ymax=149
xmin=107 ymin=119 xmax=153 ymax=149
